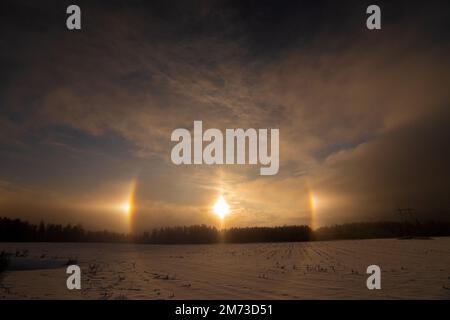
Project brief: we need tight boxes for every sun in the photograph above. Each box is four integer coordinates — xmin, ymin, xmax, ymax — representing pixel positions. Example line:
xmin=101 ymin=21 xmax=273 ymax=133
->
xmin=121 ymin=202 xmax=131 ymax=215
xmin=213 ymin=195 xmax=229 ymax=219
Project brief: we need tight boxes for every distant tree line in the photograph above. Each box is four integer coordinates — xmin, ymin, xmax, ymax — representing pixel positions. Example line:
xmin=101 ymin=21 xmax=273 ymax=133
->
xmin=314 ymin=220 xmax=450 ymax=241
xmin=0 ymin=218 xmax=130 ymax=243
xmin=1 ymin=217 xmax=450 ymax=244
xmin=138 ymin=225 xmax=314 ymax=244
xmin=140 ymin=225 xmax=219 ymax=244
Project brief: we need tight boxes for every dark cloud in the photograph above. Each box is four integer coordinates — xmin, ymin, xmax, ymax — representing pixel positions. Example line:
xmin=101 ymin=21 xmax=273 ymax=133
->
xmin=314 ymin=108 xmax=450 ymax=224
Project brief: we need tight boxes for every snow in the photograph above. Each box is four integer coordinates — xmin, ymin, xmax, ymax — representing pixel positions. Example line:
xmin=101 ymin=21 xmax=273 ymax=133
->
xmin=1 ymin=237 xmax=450 ymax=299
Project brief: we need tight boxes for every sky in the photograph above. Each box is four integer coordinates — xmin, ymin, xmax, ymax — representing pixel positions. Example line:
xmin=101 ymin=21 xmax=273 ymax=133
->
xmin=1 ymin=0 xmax=450 ymax=233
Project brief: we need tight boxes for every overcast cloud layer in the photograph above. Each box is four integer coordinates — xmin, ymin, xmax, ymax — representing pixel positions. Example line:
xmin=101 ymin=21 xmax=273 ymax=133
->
xmin=1 ymin=0 xmax=450 ymax=232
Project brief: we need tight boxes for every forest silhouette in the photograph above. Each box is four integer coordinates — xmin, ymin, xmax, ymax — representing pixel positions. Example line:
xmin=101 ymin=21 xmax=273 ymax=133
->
xmin=1 ymin=217 xmax=450 ymax=244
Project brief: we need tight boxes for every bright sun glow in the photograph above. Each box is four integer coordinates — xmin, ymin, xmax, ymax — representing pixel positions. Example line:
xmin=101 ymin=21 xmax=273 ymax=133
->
xmin=311 ymin=195 xmax=318 ymax=210
xmin=213 ymin=196 xmax=229 ymax=219
xmin=309 ymin=192 xmax=319 ymax=230
xmin=121 ymin=202 xmax=131 ymax=215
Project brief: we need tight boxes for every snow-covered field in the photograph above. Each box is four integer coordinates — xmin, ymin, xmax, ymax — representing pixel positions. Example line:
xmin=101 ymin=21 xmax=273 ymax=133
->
xmin=1 ymin=237 xmax=450 ymax=299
